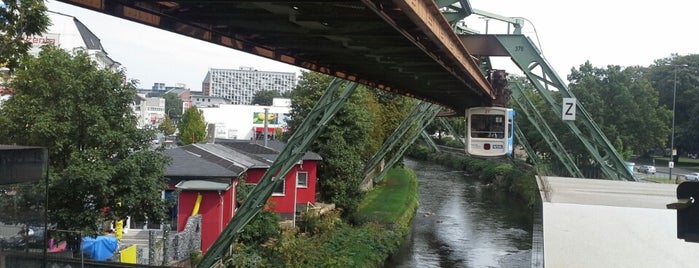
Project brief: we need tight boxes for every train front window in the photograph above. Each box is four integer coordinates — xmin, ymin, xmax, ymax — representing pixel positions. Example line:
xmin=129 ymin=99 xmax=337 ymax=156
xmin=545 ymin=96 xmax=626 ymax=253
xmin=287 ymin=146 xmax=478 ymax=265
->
xmin=471 ymin=114 xmax=506 ymax=138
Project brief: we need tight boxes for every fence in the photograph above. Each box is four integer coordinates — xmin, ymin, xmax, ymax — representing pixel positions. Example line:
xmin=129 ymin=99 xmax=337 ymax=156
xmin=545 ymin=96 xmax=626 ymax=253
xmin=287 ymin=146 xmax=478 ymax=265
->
xmin=0 ymin=180 xmax=202 ymax=267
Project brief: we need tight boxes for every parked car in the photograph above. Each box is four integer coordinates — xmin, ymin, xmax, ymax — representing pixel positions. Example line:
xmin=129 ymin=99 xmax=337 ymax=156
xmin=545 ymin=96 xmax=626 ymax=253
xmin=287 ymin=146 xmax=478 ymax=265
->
xmin=0 ymin=225 xmax=45 ymax=250
xmin=636 ymin=165 xmax=656 ymax=174
xmin=684 ymin=172 xmax=699 ymax=181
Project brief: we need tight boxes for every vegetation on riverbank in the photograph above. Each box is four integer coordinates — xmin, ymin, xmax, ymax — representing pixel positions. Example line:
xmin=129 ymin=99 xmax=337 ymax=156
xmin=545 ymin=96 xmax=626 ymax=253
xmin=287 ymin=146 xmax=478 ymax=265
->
xmin=226 ymin=167 xmax=419 ymax=267
xmin=407 ymin=144 xmax=539 ymax=208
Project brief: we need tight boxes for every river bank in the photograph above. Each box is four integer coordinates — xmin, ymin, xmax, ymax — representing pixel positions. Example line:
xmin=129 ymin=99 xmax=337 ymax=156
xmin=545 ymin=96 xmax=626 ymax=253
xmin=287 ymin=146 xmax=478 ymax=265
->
xmin=385 ymin=159 xmax=532 ymax=267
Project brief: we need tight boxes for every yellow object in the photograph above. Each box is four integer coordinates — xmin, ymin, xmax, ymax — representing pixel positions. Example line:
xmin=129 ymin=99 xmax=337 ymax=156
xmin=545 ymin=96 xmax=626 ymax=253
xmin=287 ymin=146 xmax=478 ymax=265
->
xmin=120 ymin=245 xmax=137 ymax=264
xmin=115 ymin=220 xmax=123 ymax=240
xmin=192 ymin=193 xmax=203 ymax=216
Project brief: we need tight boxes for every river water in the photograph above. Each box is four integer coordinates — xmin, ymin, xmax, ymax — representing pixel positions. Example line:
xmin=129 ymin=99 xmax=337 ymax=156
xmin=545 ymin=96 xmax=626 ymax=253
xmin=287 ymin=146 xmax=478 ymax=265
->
xmin=385 ymin=158 xmax=533 ymax=268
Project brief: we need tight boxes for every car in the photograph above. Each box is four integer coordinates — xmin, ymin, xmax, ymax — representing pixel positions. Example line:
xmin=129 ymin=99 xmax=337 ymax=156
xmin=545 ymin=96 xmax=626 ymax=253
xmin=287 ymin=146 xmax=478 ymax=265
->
xmin=637 ymin=165 xmax=656 ymax=174
xmin=685 ymin=172 xmax=699 ymax=181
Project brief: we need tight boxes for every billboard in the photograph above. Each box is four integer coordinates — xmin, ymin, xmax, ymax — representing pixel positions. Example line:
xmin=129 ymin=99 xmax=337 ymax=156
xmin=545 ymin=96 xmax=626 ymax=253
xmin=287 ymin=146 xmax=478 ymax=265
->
xmin=253 ymin=112 xmax=279 ymax=124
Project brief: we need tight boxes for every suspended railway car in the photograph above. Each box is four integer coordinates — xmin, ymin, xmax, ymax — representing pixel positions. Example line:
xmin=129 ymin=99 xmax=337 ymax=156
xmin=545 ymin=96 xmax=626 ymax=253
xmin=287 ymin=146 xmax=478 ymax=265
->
xmin=466 ymin=107 xmax=515 ymax=156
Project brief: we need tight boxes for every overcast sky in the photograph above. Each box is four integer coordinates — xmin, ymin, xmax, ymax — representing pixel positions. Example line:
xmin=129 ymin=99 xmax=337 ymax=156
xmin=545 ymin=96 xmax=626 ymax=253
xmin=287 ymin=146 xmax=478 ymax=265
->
xmin=46 ymin=0 xmax=697 ymax=90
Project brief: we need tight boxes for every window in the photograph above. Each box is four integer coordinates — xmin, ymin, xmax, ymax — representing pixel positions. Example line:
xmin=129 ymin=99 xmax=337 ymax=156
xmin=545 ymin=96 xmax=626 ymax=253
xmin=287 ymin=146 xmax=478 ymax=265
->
xmin=272 ymin=179 xmax=285 ymax=196
xmin=297 ymin=172 xmax=308 ymax=188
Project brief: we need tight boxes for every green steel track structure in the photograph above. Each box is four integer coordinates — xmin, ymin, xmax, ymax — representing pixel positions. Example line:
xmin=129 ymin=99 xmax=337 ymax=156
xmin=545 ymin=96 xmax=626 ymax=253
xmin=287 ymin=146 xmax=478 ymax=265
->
xmin=372 ymin=102 xmax=442 ymax=183
xmin=199 ymin=79 xmax=359 ymax=268
xmin=363 ymin=101 xmax=442 ymax=183
xmin=438 ymin=117 xmax=465 ymax=146
xmin=510 ymin=82 xmax=584 ymax=178
xmin=421 ymin=130 xmax=441 ymax=152
xmin=461 ymin=34 xmax=635 ymax=181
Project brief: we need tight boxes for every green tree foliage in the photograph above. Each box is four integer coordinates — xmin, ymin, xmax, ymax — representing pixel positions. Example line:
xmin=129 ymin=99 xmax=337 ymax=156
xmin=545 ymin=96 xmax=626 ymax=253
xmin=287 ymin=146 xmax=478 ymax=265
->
xmin=286 ymin=71 xmax=412 ymax=215
xmin=162 ymin=92 xmax=183 ymax=120
xmin=645 ymin=54 xmax=699 ymax=156
xmin=0 ymin=0 xmax=50 ymax=70
xmin=234 ymin=177 xmax=281 ymax=245
xmin=251 ymin=89 xmax=282 ymax=106
xmin=178 ymin=106 xmax=207 ymax=145
xmin=286 ymin=72 xmax=369 ymax=214
xmin=0 ymin=46 xmax=171 ymax=233
xmin=158 ymin=115 xmax=177 ymax=136
xmin=568 ymin=62 xmax=671 ymax=156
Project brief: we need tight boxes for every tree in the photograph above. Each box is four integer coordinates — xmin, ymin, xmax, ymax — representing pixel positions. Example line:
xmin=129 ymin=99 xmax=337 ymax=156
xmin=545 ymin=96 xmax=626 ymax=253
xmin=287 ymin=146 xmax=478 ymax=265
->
xmin=251 ymin=89 xmax=282 ymax=106
xmin=158 ymin=115 xmax=177 ymax=136
xmin=286 ymin=71 xmax=412 ymax=215
xmin=568 ymin=62 xmax=670 ymax=157
xmin=0 ymin=45 xmax=171 ymax=233
xmin=162 ymin=92 xmax=183 ymax=120
xmin=0 ymin=0 xmax=50 ymax=71
xmin=646 ymin=54 xmax=699 ymax=156
xmin=178 ymin=106 xmax=207 ymax=145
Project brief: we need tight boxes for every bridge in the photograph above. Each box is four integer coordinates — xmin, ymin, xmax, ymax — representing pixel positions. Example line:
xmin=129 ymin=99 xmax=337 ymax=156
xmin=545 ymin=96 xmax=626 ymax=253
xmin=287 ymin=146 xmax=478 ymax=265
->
xmin=56 ymin=0 xmax=496 ymax=114
xmin=53 ymin=1 xmax=639 ymax=267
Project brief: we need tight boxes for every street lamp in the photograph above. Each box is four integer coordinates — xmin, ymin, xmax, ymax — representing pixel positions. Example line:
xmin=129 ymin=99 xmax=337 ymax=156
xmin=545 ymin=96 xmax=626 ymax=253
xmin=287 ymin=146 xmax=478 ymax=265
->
xmin=667 ymin=63 xmax=688 ymax=181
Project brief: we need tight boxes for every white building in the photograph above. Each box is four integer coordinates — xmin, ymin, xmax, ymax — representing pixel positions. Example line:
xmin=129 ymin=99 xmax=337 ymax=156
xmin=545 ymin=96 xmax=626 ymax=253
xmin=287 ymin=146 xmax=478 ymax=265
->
xmin=201 ymin=67 xmax=296 ymax=105
xmin=133 ymin=94 xmax=166 ymax=128
xmin=199 ymin=98 xmax=291 ymax=140
xmin=27 ymin=11 xmax=120 ymax=70
xmin=24 ymin=12 xmax=169 ymax=128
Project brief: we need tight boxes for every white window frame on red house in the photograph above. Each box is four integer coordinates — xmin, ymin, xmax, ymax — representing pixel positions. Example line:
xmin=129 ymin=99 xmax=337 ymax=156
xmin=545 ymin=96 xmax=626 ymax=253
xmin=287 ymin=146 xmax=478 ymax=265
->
xmin=296 ymin=172 xmax=308 ymax=188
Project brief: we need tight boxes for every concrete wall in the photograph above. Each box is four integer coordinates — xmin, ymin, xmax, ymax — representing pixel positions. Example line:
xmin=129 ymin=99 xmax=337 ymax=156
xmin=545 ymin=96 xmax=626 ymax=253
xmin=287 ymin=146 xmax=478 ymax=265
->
xmin=539 ymin=176 xmax=699 ymax=267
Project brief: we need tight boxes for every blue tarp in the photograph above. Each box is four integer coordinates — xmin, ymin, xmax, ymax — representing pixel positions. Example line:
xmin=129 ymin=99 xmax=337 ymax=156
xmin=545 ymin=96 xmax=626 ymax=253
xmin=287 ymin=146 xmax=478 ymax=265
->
xmin=81 ymin=236 xmax=118 ymax=261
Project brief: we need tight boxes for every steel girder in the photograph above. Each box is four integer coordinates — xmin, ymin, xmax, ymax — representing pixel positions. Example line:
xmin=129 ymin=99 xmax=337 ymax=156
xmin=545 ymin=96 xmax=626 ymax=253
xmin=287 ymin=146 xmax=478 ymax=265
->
xmin=438 ymin=117 xmax=465 ymax=146
xmin=421 ymin=130 xmax=441 ymax=152
xmin=199 ymin=78 xmax=358 ymax=268
xmin=374 ymin=102 xmax=442 ymax=183
xmin=513 ymin=125 xmax=544 ymax=169
xmin=436 ymin=0 xmax=473 ymax=24
xmin=363 ymin=101 xmax=442 ymax=184
xmin=510 ymin=82 xmax=584 ymax=178
xmin=462 ymin=34 xmax=634 ymax=181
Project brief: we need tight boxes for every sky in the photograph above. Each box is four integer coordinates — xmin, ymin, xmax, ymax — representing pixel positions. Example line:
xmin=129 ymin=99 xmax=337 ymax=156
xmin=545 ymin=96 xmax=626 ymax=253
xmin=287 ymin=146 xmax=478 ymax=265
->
xmin=45 ymin=0 xmax=698 ymax=91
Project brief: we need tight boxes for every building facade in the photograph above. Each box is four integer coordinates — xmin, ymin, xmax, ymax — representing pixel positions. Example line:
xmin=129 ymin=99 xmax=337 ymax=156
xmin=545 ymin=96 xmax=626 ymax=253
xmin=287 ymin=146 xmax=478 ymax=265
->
xmin=199 ymin=98 xmax=291 ymax=140
xmin=27 ymin=11 xmax=120 ymax=71
xmin=201 ymin=67 xmax=296 ymax=105
xmin=132 ymin=94 xmax=166 ymax=128
xmin=164 ymin=141 xmax=321 ymax=253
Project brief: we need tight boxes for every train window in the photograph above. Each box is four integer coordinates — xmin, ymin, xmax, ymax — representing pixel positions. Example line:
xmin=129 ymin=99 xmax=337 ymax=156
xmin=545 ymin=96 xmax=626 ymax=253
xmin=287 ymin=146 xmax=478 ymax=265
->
xmin=471 ymin=114 xmax=505 ymax=139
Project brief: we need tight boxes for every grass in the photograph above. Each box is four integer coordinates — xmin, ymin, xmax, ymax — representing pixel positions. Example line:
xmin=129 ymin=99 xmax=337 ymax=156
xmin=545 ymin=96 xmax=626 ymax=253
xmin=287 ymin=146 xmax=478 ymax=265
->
xmin=355 ymin=167 xmax=418 ymax=224
xmin=644 ymin=176 xmax=677 ymax=184
xmin=651 ymin=156 xmax=699 ymax=172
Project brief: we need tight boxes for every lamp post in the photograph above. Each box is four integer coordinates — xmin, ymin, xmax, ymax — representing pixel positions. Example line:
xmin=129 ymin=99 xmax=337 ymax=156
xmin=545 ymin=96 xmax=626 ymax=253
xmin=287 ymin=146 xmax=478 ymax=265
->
xmin=667 ymin=63 xmax=688 ymax=181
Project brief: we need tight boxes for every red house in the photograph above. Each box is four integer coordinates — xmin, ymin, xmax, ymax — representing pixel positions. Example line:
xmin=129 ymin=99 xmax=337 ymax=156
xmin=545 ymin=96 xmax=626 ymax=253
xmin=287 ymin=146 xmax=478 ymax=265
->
xmin=164 ymin=141 xmax=321 ymax=253
xmin=217 ymin=140 xmax=322 ymax=219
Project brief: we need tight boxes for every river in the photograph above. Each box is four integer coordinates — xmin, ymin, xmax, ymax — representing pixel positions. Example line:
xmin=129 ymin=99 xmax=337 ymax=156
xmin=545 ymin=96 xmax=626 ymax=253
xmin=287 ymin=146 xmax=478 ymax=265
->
xmin=385 ymin=158 xmax=533 ymax=268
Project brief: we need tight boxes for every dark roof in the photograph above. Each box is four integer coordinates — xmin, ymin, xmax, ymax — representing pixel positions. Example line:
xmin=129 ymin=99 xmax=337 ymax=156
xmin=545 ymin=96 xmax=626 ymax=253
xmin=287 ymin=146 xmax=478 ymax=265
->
xmin=73 ymin=17 xmax=104 ymax=51
xmin=164 ymin=141 xmax=320 ymax=183
xmin=216 ymin=139 xmax=322 ymax=161
xmin=164 ymin=147 xmax=238 ymax=178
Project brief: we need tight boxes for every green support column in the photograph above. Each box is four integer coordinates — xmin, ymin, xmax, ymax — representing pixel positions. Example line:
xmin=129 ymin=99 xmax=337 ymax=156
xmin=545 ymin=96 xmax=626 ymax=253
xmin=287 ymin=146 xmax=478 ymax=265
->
xmin=438 ymin=117 xmax=465 ymax=146
xmin=362 ymin=101 xmax=441 ymax=185
xmin=513 ymin=125 xmax=544 ymax=169
xmin=198 ymin=78 xmax=358 ymax=268
xmin=493 ymin=34 xmax=634 ymax=181
xmin=510 ymin=82 xmax=584 ymax=178
xmin=421 ymin=130 xmax=440 ymax=152
xmin=373 ymin=102 xmax=442 ymax=183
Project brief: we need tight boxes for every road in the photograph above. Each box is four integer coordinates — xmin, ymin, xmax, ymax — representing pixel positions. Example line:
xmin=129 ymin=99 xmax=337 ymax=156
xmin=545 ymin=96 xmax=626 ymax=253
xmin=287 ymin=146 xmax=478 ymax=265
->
xmin=633 ymin=163 xmax=692 ymax=182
